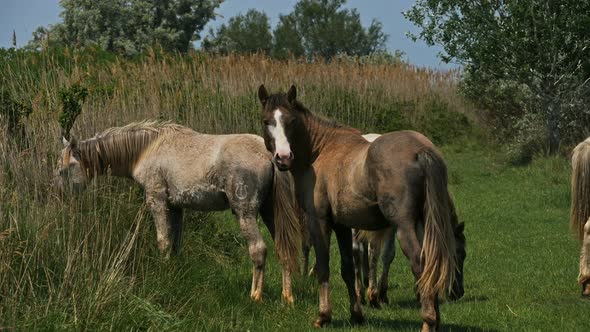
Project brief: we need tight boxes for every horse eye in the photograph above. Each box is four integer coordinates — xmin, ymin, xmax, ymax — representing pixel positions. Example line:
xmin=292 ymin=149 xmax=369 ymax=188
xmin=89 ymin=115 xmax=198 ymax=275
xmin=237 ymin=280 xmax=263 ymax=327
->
xmin=263 ymin=120 xmax=271 ymax=126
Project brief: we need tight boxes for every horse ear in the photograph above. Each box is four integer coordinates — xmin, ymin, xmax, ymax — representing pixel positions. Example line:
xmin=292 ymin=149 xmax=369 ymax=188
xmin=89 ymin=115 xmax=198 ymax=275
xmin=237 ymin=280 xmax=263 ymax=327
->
xmin=69 ymin=136 xmax=78 ymax=150
xmin=287 ymin=85 xmax=297 ymax=103
xmin=258 ymin=84 xmax=269 ymax=105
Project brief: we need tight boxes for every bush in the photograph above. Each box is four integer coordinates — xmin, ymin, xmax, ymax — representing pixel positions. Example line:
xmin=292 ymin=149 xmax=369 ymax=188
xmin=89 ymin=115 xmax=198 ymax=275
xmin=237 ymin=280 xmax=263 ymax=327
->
xmin=505 ymin=112 xmax=548 ymax=166
xmin=417 ymin=99 xmax=472 ymax=145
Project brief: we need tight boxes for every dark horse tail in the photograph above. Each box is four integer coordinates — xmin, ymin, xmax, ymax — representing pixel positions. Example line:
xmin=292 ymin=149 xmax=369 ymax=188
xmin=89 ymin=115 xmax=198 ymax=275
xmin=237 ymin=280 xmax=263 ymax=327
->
xmin=416 ymin=148 xmax=457 ymax=298
xmin=571 ymin=139 xmax=590 ymax=242
xmin=270 ymin=165 xmax=302 ymax=273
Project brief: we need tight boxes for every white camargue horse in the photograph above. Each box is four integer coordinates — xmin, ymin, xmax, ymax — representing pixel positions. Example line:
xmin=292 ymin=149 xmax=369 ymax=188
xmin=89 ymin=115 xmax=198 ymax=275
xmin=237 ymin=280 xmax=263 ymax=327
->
xmin=53 ymin=121 xmax=302 ymax=304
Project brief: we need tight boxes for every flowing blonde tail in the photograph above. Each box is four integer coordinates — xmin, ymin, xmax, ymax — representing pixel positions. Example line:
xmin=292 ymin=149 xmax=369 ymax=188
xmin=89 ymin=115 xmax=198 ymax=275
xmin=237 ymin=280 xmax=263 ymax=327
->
xmin=272 ymin=166 xmax=302 ymax=273
xmin=571 ymin=139 xmax=590 ymax=242
xmin=416 ymin=148 xmax=457 ymax=299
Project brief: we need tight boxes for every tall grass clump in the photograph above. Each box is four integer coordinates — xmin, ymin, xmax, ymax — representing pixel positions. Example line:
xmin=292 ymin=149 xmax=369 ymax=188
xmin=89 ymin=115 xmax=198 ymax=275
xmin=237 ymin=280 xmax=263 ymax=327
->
xmin=0 ymin=47 xmax=474 ymax=329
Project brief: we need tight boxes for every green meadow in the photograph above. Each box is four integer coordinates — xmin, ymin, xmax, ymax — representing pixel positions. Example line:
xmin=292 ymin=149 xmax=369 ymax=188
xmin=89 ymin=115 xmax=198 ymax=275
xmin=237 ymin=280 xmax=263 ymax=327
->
xmin=0 ymin=49 xmax=587 ymax=331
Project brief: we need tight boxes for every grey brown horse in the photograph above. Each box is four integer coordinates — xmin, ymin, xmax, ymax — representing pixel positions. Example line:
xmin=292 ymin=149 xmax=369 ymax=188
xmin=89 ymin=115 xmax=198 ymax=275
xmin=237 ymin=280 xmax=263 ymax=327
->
xmin=54 ymin=121 xmax=301 ymax=303
xmin=258 ymin=85 xmax=465 ymax=331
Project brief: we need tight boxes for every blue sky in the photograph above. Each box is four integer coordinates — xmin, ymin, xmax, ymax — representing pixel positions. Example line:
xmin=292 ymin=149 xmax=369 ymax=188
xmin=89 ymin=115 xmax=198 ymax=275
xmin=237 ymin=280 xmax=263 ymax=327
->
xmin=0 ymin=0 xmax=452 ymax=69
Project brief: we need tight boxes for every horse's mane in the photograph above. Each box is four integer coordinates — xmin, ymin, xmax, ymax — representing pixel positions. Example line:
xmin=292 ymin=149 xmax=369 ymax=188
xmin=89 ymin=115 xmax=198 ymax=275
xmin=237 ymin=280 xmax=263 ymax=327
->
xmin=79 ymin=120 xmax=190 ymax=175
xmin=268 ymin=92 xmax=362 ymax=135
xmin=292 ymin=99 xmax=361 ymax=134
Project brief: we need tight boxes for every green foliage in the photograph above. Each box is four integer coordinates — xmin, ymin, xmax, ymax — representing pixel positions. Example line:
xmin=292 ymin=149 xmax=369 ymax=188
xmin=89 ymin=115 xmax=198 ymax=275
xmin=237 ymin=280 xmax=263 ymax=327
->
xmin=0 ymin=88 xmax=32 ymax=144
xmin=203 ymin=9 xmax=272 ymax=55
xmin=26 ymin=0 xmax=222 ymax=55
xmin=204 ymin=0 xmax=388 ymax=60
xmin=418 ymin=100 xmax=472 ymax=145
xmin=58 ymin=84 xmax=88 ymax=139
xmin=505 ymin=112 xmax=548 ymax=166
xmin=405 ymin=0 xmax=590 ymax=153
xmin=333 ymin=50 xmax=406 ymax=66
xmin=275 ymin=0 xmax=387 ymax=60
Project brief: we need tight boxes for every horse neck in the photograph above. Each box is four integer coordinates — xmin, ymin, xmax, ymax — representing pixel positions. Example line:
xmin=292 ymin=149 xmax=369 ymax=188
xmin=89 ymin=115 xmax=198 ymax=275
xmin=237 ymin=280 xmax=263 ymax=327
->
xmin=296 ymin=112 xmax=358 ymax=164
xmin=78 ymin=135 xmax=145 ymax=178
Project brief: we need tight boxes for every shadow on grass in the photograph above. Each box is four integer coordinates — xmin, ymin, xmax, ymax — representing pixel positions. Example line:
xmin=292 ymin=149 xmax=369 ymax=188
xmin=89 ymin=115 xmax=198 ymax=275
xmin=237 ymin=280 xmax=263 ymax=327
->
xmin=330 ymin=318 xmax=497 ymax=331
xmin=387 ymin=294 xmax=490 ymax=309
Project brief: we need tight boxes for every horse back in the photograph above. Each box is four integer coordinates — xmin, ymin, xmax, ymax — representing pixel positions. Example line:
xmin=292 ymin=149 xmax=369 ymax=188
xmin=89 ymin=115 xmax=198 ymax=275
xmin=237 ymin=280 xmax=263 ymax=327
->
xmin=134 ymin=131 xmax=273 ymax=211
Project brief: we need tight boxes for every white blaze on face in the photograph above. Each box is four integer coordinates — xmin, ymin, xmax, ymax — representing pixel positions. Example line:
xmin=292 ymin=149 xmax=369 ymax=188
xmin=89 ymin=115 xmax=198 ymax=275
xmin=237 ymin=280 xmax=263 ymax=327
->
xmin=267 ymin=109 xmax=291 ymax=158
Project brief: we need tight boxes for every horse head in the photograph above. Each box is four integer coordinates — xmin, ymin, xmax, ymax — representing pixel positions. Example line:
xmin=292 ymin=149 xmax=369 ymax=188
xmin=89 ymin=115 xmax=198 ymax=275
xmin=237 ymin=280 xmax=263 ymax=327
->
xmin=54 ymin=136 xmax=88 ymax=194
xmin=258 ymin=84 xmax=302 ymax=171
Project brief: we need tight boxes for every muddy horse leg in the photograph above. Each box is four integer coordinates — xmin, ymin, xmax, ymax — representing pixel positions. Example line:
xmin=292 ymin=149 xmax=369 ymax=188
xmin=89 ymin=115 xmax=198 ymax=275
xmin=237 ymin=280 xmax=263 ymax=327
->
xmin=334 ymin=224 xmax=365 ymax=324
xmin=146 ymin=191 xmax=174 ymax=259
xmin=580 ymin=218 xmax=590 ymax=296
xmin=237 ymin=214 xmax=267 ymax=303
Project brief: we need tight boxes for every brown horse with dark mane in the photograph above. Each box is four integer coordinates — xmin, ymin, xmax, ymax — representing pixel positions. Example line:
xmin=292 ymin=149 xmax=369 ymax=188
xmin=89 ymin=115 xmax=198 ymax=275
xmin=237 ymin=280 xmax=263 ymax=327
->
xmin=257 ymin=85 xmax=465 ymax=331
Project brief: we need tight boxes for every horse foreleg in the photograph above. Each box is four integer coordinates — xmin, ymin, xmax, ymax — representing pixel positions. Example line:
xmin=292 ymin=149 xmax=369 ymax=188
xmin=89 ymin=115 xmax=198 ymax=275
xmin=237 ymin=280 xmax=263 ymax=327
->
xmin=367 ymin=238 xmax=382 ymax=308
xmin=335 ymin=225 xmax=365 ymax=324
xmin=377 ymin=227 xmax=396 ymax=304
xmin=281 ymin=266 xmax=294 ymax=305
xmin=146 ymin=192 xmax=173 ymax=259
xmin=579 ymin=218 xmax=590 ymax=296
xmin=238 ymin=215 xmax=267 ymax=303
xmin=309 ymin=216 xmax=332 ymax=327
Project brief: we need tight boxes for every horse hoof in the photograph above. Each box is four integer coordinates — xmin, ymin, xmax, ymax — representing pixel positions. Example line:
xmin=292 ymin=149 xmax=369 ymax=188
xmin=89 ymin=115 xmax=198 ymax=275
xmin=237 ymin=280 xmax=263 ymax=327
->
xmin=379 ymin=292 xmax=389 ymax=305
xmin=251 ymin=293 xmax=263 ymax=303
xmin=313 ymin=313 xmax=332 ymax=328
xmin=369 ymin=300 xmax=381 ymax=309
xmin=351 ymin=312 xmax=365 ymax=325
xmin=582 ymin=281 xmax=590 ymax=297
xmin=421 ymin=322 xmax=439 ymax=332
xmin=282 ymin=294 xmax=295 ymax=306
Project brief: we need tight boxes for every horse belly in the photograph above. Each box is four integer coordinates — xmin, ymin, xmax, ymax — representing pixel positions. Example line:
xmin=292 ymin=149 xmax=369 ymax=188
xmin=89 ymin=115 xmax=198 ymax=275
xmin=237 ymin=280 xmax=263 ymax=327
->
xmin=170 ymin=187 xmax=229 ymax=211
xmin=333 ymin=202 xmax=389 ymax=231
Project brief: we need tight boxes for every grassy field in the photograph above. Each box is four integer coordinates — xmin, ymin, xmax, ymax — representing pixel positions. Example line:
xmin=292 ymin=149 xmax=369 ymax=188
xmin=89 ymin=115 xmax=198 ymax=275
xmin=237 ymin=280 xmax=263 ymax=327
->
xmin=0 ymin=49 xmax=588 ymax=331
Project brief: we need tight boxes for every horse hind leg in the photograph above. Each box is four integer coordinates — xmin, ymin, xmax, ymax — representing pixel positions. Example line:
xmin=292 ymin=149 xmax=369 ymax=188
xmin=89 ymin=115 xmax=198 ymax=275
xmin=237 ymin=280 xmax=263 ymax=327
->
xmin=169 ymin=208 xmax=183 ymax=255
xmin=238 ymin=214 xmax=267 ymax=303
xmin=352 ymin=230 xmax=367 ymax=305
xmin=379 ymin=196 xmax=439 ymax=331
xmin=378 ymin=226 xmax=396 ymax=304
xmin=579 ymin=218 xmax=590 ymax=296
xmin=367 ymin=238 xmax=382 ymax=308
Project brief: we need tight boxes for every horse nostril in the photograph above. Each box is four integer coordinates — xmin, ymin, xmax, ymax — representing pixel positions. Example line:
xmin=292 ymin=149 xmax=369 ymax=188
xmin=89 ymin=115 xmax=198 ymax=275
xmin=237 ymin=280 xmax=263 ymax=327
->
xmin=289 ymin=151 xmax=294 ymax=160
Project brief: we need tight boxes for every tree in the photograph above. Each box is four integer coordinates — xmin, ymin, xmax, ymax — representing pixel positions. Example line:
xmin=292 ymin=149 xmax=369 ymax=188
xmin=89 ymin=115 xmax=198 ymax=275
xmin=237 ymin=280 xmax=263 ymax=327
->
xmin=26 ymin=0 xmax=222 ymax=55
xmin=202 ymin=9 xmax=273 ymax=55
xmin=274 ymin=0 xmax=387 ymax=60
xmin=405 ymin=0 xmax=590 ymax=153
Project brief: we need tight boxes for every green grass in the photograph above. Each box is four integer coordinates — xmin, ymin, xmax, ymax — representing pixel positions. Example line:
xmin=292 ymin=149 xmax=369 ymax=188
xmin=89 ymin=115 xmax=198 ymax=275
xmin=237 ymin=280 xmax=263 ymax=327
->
xmin=0 ymin=50 xmax=587 ymax=331
xmin=3 ymin=143 xmax=586 ymax=331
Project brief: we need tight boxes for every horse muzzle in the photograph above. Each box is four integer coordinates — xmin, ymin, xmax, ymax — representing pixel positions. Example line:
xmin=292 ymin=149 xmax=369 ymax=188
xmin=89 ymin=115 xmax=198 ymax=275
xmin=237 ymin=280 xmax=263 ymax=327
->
xmin=273 ymin=151 xmax=294 ymax=171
